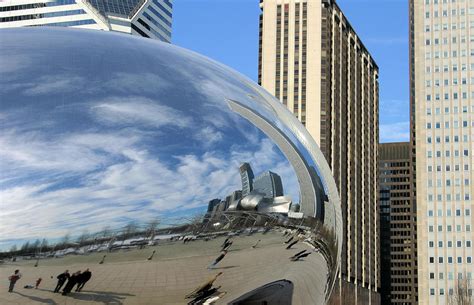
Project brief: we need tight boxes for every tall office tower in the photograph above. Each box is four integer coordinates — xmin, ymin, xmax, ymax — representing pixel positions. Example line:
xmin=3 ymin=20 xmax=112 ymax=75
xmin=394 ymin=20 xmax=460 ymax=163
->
xmin=379 ymin=142 xmax=418 ymax=305
xmin=253 ymin=171 xmax=284 ymax=198
xmin=259 ymin=1 xmax=380 ymax=304
xmin=240 ymin=163 xmax=255 ymax=197
xmin=410 ymin=1 xmax=474 ymax=304
xmin=0 ymin=0 xmax=172 ymax=42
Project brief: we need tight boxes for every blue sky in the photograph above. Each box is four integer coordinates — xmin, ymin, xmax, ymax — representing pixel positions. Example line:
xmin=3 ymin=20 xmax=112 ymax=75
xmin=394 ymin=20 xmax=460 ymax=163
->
xmin=0 ymin=28 xmax=303 ymax=250
xmin=172 ymin=0 xmax=409 ymax=143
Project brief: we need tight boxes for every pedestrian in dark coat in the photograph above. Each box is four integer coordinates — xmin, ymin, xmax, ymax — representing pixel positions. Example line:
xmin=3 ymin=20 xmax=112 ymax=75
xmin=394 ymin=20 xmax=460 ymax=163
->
xmin=54 ymin=270 xmax=70 ymax=293
xmin=62 ymin=271 xmax=81 ymax=295
xmin=75 ymin=268 xmax=92 ymax=292
xmin=7 ymin=270 xmax=21 ymax=292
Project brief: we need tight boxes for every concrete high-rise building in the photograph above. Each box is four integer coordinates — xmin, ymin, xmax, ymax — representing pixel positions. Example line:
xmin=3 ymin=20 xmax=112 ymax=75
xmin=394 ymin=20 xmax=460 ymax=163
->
xmin=0 ymin=0 xmax=172 ymax=42
xmin=240 ymin=163 xmax=255 ymax=197
xmin=253 ymin=171 xmax=284 ymax=198
xmin=259 ymin=1 xmax=380 ymax=303
xmin=379 ymin=142 xmax=417 ymax=304
xmin=410 ymin=1 xmax=473 ymax=304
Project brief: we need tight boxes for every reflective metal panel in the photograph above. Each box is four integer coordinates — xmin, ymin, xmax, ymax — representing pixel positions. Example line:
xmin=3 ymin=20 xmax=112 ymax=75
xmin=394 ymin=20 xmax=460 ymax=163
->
xmin=0 ymin=28 xmax=342 ymax=305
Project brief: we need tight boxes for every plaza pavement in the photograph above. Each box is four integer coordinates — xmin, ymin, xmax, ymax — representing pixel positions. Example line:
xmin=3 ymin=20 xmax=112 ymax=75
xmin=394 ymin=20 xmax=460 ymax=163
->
xmin=0 ymin=232 xmax=328 ymax=305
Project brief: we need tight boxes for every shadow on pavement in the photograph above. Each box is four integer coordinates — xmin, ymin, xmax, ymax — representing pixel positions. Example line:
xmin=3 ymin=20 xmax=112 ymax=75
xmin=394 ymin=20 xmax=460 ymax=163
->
xmin=66 ymin=290 xmax=135 ymax=305
xmin=13 ymin=291 xmax=58 ymax=304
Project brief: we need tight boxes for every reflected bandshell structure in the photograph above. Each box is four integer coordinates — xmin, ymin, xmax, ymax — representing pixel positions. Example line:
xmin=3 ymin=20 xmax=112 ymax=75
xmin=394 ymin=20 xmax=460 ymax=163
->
xmin=0 ymin=28 xmax=342 ymax=305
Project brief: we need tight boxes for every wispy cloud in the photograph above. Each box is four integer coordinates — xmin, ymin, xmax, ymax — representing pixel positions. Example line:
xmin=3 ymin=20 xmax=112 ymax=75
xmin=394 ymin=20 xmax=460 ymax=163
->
xmin=90 ymin=97 xmax=193 ymax=129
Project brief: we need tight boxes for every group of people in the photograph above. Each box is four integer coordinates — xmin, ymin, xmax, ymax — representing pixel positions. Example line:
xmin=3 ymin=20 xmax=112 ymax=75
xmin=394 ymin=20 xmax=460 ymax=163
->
xmin=54 ymin=269 xmax=92 ymax=295
xmin=7 ymin=268 xmax=92 ymax=296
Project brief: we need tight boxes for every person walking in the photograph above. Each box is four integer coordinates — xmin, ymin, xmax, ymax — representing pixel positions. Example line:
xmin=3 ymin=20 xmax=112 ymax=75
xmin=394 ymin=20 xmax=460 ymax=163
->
xmin=75 ymin=268 xmax=91 ymax=292
xmin=35 ymin=277 xmax=42 ymax=289
xmin=208 ymin=250 xmax=227 ymax=269
xmin=62 ymin=270 xmax=81 ymax=295
xmin=7 ymin=269 xmax=21 ymax=292
xmin=54 ymin=270 xmax=70 ymax=293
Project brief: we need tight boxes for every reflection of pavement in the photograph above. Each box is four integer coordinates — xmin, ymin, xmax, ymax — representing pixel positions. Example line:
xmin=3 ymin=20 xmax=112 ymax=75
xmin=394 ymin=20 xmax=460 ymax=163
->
xmin=0 ymin=232 xmax=328 ymax=304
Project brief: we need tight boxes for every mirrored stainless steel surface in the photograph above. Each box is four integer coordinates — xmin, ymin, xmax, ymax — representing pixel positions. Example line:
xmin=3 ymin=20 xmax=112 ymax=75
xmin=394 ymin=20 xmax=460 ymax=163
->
xmin=0 ymin=28 xmax=342 ymax=305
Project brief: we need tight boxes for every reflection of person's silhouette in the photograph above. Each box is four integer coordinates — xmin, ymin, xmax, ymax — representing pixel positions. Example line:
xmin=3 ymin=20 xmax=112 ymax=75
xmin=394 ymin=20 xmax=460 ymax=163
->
xmin=62 ymin=271 xmax=81 ymax=295
xmin=284 ymin=236 xmax=294 ymax=244
xmin=99 ymin=255 xmax=106 ymax=264
xmin=185 ymin=272 xmax=223 ymax=300
xmin=147 ymin=250 xmax=156 ymax=261
xmin=251 ymin=239 xmax=261 ymax=249
xmin=290 ymin=250 xmax=311 ymax=261
xmin=54 ymin=270 xmax=70 ymax=293
xmin=75 ymin=268 xmax=92 ymax=292
xmin=286 ymin=240 xmax=298 ymax=249
xmin=208 ymin=250 xmax=227 ymax=269
xmin=221 ymin=239 xmax=232 ymax=251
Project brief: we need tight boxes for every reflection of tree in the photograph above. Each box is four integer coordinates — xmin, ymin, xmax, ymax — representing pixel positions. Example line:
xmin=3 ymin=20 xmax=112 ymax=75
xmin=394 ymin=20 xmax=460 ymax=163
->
xmin=146 ymin=217 xmax=160 ymax=239
xmin=77 ymin=230 xmax=90 ymax=246
xmin=448 ymin=276 xmax=472 ymax=305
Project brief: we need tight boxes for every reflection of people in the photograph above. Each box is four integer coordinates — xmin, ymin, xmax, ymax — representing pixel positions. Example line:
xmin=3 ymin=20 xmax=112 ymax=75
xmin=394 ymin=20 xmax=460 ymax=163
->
xmin=8 ymin=269 xmax=21 ymax=292
xmin=208 ymin=250 xmax=227 ymax=269
xmin=285 ymin=240 xmax=298 ymax=249
xmin=75 ymin=268 xmax=92 ymax=292
xmin=290 ymin=250 xmax=311 ymax=261
xmin=62 ymin=271 xmax=81 ymax=295
xmin=35 ymin=277 xmax=42 ymax=289
xmin=185 ymin=272 xmax=223 ymax=299
xmin=54 ymin=270 xmax=70 ymax=293
xmin=221 ymin=239 xmax=233 ymax=251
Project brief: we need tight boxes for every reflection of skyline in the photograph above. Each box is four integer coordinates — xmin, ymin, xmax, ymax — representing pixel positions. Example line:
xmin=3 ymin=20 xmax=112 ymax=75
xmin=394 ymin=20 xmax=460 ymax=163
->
xmin=205 ymin=162 xmax=291 ymax=217
xmin=0 ymin=29 xmax=302 ymax=251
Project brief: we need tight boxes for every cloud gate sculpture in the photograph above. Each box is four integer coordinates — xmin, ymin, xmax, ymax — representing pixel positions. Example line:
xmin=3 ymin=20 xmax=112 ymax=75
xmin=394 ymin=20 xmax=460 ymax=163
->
xmin=0 ymin=28 xmax=342 ymax=305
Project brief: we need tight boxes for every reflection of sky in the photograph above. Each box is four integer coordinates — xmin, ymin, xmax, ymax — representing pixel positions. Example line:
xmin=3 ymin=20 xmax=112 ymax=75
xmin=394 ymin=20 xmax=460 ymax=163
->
xmin=0 ymin=28 xmax=303 ymax=250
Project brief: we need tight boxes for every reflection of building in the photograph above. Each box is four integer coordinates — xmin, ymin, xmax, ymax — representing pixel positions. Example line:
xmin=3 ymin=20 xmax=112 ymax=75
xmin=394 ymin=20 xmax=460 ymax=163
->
xmin=207 ymin=162 xmax=292 ymax=216
xmin=239 ymin=163 xmax=254 ymax=197
xmin=253 ymin=171 xmax=283 ymax=198
xmin=259 ymin=1 xmax=380 ymax=304
xmin=0 ymin=0 xmax=172 ymax=42
xmin=410 ymin=1 xmax=473 ymax=304
xmin=379 ymin=143 xmax=417 ymax=304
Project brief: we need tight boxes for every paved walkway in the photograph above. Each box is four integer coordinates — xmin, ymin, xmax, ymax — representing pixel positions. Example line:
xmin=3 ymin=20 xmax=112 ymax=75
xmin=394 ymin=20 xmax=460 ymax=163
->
xmin=0 ymin=232 xmax=328 ymax=304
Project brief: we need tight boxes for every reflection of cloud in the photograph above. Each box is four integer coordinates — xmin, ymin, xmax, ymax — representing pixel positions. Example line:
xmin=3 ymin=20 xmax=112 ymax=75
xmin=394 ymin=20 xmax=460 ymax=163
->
xmin=23 ymin=75 xmax=86 ymax=96
xmin=0 ymin=124 xmax=298 ymax=249
xmin=380 ymin=121 xmax=409 ymax=142
xmin=90 ymin=97 xmax=192 ymax=128
xmin=103 ymin=72 xmax=171 ymax=94
xmin=195 ymin=126 xmax=223 ymax=145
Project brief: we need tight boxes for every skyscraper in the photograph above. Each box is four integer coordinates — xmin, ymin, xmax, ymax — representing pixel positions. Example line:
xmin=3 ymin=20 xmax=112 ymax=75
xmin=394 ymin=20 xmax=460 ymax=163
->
xmin=378 ymin=142 xmax=417 ymax=304
xmin=410 ymin=1 xmax=473 ymax=304
xmin=0 ymin=0 xmax=172 ymax=42
xmin=240 ymin=162 xmax=255 ymax=197
xmin=253 ymin=171 xmax=284 ymax=198
xmin=259 ymin=1 xmax=380 ymax=304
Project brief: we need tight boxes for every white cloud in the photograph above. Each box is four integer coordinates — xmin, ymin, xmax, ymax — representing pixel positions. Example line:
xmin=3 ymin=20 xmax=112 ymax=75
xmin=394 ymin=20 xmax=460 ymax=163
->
xmin=380 ymin=121 xmax=409 ymax=142
xmin=90 ymin=97 xmax=192 ymax=129
xmin=23 ymin=75 xmax=86 ymax=96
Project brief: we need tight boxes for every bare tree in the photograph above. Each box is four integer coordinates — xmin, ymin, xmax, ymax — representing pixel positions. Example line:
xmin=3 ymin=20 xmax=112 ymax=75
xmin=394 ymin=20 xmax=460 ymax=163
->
xmin=188 ymin=213 xmax=204 ymax=234
xmin=448 ymin=276 xmax=473 ymax=305
xmin=77 ymin=230 xmax=90 ymax=246
xmin=61 ymin=233 xmax=70 ymax=248
xmin=122 ymin=221 xmax=138 ymax=240
xmin=100 ymin=226 xmax=111 ymax=239
xmin=146 ymin=217 xmax=160 ymax=239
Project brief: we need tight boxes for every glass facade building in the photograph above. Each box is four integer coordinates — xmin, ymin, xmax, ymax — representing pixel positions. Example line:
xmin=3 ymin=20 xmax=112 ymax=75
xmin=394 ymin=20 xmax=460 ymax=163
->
xmin=0 ymin=0 xmax=172 ymax=42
